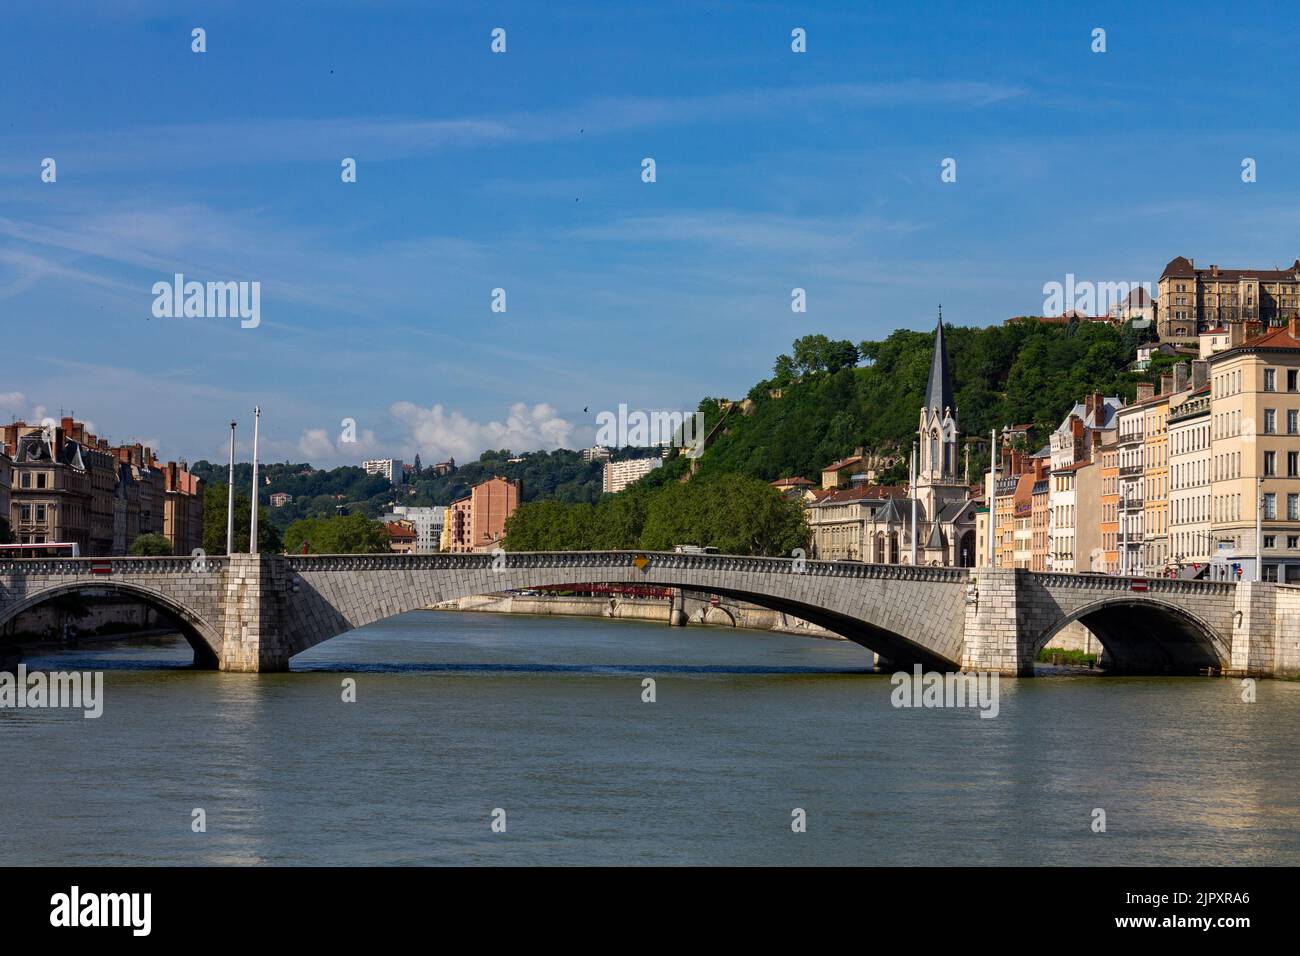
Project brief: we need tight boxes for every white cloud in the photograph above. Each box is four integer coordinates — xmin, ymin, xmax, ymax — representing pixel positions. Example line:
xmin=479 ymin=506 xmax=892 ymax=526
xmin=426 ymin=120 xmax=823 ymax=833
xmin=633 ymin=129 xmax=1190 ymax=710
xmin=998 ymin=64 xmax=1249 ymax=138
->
xmin=390 ymin=401 xmax=573 ymax=462
xmin=294 ymin=427 xmax=379 ymax=464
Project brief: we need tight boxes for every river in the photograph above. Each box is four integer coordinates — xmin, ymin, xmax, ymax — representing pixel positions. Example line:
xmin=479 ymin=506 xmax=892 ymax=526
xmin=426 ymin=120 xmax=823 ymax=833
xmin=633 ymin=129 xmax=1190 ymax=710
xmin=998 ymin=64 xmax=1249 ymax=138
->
xmin=2 ymin=611 xmax=1297 ymax=866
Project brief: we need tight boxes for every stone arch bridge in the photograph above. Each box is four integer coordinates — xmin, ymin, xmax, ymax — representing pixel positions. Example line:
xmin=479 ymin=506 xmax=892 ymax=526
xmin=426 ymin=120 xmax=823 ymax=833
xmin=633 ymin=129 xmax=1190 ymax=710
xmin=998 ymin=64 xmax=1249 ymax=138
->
xmin=1 ymin=552 xmax=1296 ymax=677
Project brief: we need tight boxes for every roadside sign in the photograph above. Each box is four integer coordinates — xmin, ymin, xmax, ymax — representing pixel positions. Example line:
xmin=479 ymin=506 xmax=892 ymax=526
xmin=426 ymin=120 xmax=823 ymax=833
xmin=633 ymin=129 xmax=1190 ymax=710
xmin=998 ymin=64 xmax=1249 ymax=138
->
xmin=1130 ymin=578 xmax=1149 ymax=592
xmin=91 ymin=560 xmax=113 ymax=576
xmin=632 ymin=554 xmax=649 ymax=572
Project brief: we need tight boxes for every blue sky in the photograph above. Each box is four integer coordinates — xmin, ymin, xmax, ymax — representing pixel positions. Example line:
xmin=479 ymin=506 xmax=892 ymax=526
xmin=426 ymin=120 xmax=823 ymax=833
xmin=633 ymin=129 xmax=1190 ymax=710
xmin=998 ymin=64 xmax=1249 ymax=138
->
xmin=3 ymin=0 xmax=1300 ymax=467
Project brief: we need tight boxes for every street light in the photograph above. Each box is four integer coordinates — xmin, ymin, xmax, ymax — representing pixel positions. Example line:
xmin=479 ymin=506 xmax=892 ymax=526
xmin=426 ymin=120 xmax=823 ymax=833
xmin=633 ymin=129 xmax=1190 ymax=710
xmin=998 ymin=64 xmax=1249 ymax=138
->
xmin=1256 ymin=475 xmax=1265 ymax=582
xmin=226 ymin=420 xmax=237 ymax=555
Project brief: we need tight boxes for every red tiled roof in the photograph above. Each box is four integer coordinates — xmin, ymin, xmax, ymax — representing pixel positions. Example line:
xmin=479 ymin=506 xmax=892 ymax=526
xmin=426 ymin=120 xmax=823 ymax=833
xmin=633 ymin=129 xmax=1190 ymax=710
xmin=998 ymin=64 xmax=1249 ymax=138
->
xmin=822 ymin=455 xmax=864 ymax=472
xmin=770 ymin=476 xmax=814 ymax=487
xmin=818 ymin=484 xmax=906 ymax=504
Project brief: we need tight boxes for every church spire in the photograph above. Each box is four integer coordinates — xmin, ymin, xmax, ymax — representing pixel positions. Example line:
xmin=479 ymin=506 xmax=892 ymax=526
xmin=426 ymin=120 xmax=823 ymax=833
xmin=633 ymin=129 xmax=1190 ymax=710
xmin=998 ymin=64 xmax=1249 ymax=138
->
xmin=925 ymin=307 xmax=955 ymax=416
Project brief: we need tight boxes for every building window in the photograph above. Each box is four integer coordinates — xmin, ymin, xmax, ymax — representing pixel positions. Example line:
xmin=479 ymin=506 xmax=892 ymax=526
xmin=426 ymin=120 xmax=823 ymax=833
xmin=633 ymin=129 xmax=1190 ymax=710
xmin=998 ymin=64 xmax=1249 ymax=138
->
xmin=1264 ymin=409 xmax=1277 ymax=434
xmin=1290 ymin=410 xmax=1300 ymax=435
xmin=20 ymin=472 xmax=31 ymax=488
xmin=1265 ymin=369 xmax=1277 ymax=391
xmin=1264 ymin=493 xmax=1277 ymax=520
xmin=1290 ymin=494 xmax=1300 ymax=521
xmin=1289 ymin=369 xmax=1299 ymax=392
xmin=19 ymin=505 xmax=30 ymax=521
xmin=1289 ymin=536 xmax=1299 ymax=549
xmin=1265 ymin=451 xmax=1277 ymax=476
xmin=1264 ymin=535 xmax=1276 ymax=549
xmin=1291 ymin=452 xmax=1299 ymax=477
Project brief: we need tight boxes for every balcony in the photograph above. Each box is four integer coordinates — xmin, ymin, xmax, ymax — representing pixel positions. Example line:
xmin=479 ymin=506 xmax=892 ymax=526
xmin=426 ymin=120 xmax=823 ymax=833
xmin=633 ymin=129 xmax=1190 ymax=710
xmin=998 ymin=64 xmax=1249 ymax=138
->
xmin=1119 ymin=464 xmax=1144 ymax=477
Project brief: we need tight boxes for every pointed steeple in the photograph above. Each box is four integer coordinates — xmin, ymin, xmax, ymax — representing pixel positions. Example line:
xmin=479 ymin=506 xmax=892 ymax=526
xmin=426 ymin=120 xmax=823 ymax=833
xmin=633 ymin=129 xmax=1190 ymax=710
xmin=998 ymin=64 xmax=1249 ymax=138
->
xmin=925 ymin=306 xmax=955 ymax=416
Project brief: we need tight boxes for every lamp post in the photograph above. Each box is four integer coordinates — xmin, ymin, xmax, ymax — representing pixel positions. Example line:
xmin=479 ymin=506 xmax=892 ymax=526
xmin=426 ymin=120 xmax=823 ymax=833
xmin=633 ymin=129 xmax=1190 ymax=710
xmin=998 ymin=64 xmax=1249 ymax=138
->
xmin=1119 ymin=483 xmax=1126 ymax=576
xmin=910 ymin=441 xmax=918 ymax=566
xmin=989 ymin=428 xmax=997 ymax=567
xmin=226 ymin=420 xmax=237 ymax=554
xmin=249 ymin=407 xmax=261 ymax=553
xmin=1256 ymin=475 xmax=1265 ymax=582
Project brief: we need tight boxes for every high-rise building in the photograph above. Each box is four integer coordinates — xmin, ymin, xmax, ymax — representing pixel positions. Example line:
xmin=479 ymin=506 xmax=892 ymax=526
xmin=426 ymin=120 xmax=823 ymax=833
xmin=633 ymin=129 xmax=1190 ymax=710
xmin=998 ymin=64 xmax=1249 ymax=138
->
xmin=362 ymin=458 xmax=404 ymax=484
xmin=602 ymin=456 xmax=662 ymax=494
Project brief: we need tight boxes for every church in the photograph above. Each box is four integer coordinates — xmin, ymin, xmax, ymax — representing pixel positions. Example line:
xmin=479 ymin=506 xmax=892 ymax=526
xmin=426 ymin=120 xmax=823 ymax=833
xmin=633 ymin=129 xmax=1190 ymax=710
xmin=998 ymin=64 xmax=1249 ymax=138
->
xmin=861 ymin=314 xmax=979 ymax=566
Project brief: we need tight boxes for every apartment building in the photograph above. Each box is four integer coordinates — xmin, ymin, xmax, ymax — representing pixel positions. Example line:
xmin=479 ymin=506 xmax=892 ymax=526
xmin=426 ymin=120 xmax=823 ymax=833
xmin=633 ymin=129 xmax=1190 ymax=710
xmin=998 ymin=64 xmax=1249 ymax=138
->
xmin=0 ymin=450 xmax=11 ymax=540
xmin=362 ymin=458 xmax=404 ymax=485
xmin=1031 ymin=470 xmax=1050 ymax=571
xmin=1142 ymin=377 xmax=1172 ymax=572
xmin=1169 ymin=385 xmax=1212 ymax=568
xmin=2 ymin=419 xmax=201 ymax=556
xmin=602 ymin=456 xmax=662 ymax=494
xmin=384 ymin=505 xmax=445 ymax=553
xmin=445 ymin=476 xmax=520 ymax=553
xmin=1207 ymin=317 xmax=1300 ymax=581
xmin=1098 ymin=444 xmax=1120 ymax=573
xmin=1115 ymin=397 xmax=1146 ymax=574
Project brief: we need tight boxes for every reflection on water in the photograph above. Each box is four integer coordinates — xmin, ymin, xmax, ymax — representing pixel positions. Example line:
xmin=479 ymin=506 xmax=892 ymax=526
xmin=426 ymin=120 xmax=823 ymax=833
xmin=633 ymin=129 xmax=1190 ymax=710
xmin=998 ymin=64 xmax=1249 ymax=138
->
xmin=2 ymin=610 xmax=1297 ymax=866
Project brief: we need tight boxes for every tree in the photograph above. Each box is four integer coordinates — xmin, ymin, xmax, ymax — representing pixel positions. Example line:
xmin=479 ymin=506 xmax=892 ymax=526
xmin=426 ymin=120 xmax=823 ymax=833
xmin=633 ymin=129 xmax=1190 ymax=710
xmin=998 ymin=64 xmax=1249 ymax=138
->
xmin=128 ymin=533 xmax=173 ymax=556
xmin=203 ymin=484 xmax=283 ymax=554
xmin=283 ymin=513 xmax=391 ymax=554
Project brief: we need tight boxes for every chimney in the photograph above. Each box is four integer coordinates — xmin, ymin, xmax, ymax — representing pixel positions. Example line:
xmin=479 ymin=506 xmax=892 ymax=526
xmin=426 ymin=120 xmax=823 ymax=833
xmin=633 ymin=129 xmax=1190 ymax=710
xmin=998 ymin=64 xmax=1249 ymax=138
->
xmin=1192 ymin=359 xmax=1209 ymax=389
xmin=1211 ymin=264 xmax=1218 ymax=276
xmin=1159 ymin=372 xmax=1174 ymax=396
xmin=1174 ymin=362 xmax=1189 ymax=393
xmin=1136 ymin=382 xmax=1155 ymax=402
xmin=61 ymin=416 xmax=74 ymax=433
xmin=1229 ymin=321 xmax=1247 ymax=347
xmin=1290 ymin=314 xmax=1300 ymax=339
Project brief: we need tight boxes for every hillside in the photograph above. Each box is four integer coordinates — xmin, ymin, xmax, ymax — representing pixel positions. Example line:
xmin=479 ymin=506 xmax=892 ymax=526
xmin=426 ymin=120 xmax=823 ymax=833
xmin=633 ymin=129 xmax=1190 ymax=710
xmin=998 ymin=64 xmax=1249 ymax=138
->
xmin=678 ymin=318 xmax=1154 ymax=483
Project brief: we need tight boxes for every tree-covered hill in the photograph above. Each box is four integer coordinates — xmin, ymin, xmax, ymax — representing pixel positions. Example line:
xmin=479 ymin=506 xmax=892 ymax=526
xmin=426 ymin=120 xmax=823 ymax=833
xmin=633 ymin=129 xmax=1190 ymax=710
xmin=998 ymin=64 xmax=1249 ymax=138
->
xmin=689 ymin=318 xmax=1154 ymax=483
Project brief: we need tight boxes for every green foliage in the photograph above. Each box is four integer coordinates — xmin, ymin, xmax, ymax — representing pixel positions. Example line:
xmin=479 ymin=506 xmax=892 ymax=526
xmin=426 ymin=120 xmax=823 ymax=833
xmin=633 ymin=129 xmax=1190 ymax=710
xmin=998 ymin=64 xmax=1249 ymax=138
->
xmin=127 ymin=533 xmax=173 ymax=556
xmin=189 ymin=449 xmax=606 ymax=533
xmin=717 ymin=320 xmax=1146 ymax=483
xmin=202 ymin=484 xmax=283 ymax=554
xmin=505 ymin=473 xmax=806 ymax=556
xmin=283 ymin=513 xmax=392 ymax=554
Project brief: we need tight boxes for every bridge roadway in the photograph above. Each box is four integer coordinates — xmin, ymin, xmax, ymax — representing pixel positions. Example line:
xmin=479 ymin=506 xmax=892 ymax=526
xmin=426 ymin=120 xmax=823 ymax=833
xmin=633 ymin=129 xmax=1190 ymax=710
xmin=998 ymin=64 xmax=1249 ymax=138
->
xmin=1 ymin=551 xmax=1297 ymax=676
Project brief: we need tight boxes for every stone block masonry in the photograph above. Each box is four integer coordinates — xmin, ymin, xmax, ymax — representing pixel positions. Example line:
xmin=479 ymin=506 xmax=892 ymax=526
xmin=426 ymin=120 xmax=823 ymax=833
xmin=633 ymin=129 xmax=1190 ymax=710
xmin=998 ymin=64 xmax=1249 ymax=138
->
xmin=0 ymin=553 xmax=1292 ymax=677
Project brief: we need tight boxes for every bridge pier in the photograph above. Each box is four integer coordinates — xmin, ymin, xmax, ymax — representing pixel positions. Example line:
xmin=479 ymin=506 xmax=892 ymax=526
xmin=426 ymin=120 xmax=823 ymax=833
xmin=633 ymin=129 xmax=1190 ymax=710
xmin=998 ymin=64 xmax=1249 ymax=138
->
xmin=961 ymin=569 xmax=1032 ymax=676
xmin=219 ymin=554 xmax=291 ymax=672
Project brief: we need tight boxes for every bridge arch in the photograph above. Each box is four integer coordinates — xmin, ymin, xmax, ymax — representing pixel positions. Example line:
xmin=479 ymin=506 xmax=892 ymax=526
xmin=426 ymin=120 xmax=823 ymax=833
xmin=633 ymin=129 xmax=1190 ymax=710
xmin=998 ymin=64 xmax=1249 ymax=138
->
xmin=1032 ymin=595 xmax=1229 ymax=675
xmin=281 ymin=553 xmax=970 ymax=670
xmin=0 ymin=580 xmax=222 ymax=667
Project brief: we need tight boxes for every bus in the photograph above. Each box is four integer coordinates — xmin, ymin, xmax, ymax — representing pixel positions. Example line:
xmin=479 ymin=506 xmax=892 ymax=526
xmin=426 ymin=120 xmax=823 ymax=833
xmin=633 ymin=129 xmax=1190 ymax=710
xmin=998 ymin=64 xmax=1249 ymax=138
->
xmin=0 ymin=542 xmax=82 ymax=559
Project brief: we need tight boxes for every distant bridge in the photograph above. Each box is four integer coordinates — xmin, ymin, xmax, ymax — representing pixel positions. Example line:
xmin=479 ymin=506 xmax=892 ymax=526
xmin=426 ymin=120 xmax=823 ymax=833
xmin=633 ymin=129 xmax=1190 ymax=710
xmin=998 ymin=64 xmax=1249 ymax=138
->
xmin=1 ymin=552 xmax=1297 ymax=676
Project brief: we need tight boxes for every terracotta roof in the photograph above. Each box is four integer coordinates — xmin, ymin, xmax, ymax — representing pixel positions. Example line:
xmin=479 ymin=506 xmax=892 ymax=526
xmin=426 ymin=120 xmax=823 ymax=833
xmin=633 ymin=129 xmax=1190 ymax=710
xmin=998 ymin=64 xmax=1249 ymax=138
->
xmin=816 ymin=484 xmax=906 ymax=505
xmin=822 ymin=455 xmax=864 ymax=472
xmin=1209 ymin=319 xmax=1300 ymax=360
xmin=1052 ymin=460 xmax=1093 ymax=473
xmin=770 ymin=476 xmax=814 ymax=488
